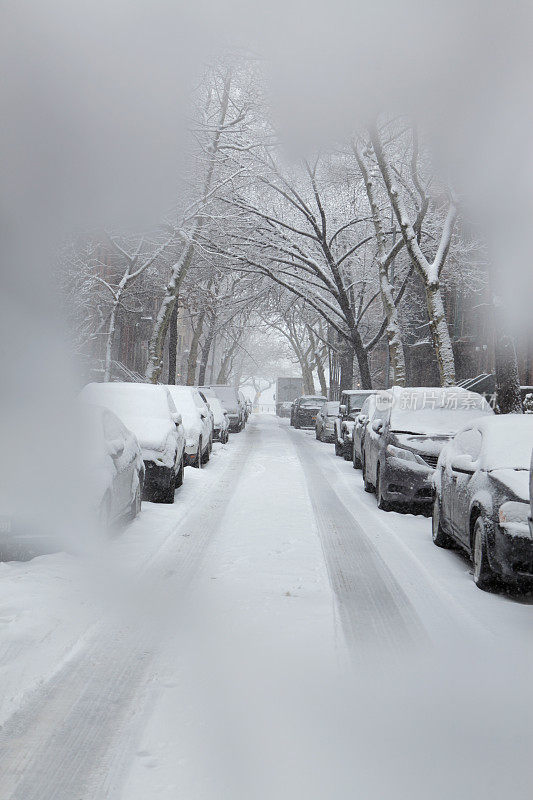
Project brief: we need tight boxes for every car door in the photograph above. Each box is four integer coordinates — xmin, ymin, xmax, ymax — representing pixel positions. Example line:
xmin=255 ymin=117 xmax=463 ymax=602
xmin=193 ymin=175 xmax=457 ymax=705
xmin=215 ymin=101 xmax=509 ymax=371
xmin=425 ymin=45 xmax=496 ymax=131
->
xmin=439 ymin=439 xmax=457 ymax=536
xmin=191 ymin=391 xmax=211 ymax=445
xmin=198 ymin=391 xmax=214 ymax=438
xmin=450 ymin=427 xmax=482 ymax=544
xmin=354 ymin=396 xmax=373 ymax=461
xmin=365 ymin=405 xmax=386 ymax=485
xmin=102 ymin=410 xmax=135 ymax=519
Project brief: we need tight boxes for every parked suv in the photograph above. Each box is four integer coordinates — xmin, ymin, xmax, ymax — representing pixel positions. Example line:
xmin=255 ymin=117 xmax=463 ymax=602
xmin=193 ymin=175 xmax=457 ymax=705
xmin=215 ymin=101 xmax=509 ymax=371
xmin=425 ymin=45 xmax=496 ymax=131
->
xmin=334 ymin=390 xmax=375 ymax=459
xmin=198 ymin=385 xmax=245 ymax=432
xmin=315 ymin=401 xmax=339 ymax=442
xmin=362 ymin=386 xmax=493 ymax=511
xmin=292 ymin=395 xmax=326 ymax=429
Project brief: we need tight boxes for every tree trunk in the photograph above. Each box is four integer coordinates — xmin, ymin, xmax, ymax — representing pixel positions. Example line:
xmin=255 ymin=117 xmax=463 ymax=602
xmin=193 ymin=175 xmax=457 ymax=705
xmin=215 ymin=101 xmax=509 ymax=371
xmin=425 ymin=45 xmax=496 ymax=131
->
xmin=339 ymin=342 xmax=354 ymax=392
xmin=167 ymin=301 xmax=178 ymax=385
xmin=352 ymin=330 xmax=372 ymax=389
xmin=315 ymin=356 xmax=327 ymax=397
xmin=308 ymin=329 xmax=327 ymax=396
xmin=217 ymin=339 xmax=239 ymax=384
xmin=354 ymin=142 xmax=407 ymax=387
xmin=426 ymin=282 xmax=456 ymax=387
xmin=198 ymin=312 xmax=216 ymax=386
xmin=300 ymin=361 xmax=315 ymax=394
xmin=493 ymin=298 xmax=523 ymax=413
xmin=104 ymin=297 xmax=120 ymax=382
xmin=186 ymin=311 xmax=205 ymax=385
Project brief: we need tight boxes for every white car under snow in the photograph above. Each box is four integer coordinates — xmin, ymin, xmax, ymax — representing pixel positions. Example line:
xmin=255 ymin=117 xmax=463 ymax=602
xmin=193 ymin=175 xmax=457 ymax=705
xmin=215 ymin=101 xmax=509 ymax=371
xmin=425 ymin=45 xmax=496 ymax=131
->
xmin=206 ymin=396 xmax=230 ymax=443
xmin=166 ymin=385 xmax=213 ymax=468
xmin=79 ymin=382 xmax=185 ymax=503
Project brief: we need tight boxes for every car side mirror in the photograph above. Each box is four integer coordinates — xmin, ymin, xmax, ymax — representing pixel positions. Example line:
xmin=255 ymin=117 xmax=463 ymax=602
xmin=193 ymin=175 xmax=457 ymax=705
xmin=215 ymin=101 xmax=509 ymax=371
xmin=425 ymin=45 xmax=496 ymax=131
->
xmin=451 ymin=454 xmax=474 ymax=473
xmin=107 ymin=438 xmax=125 ymax=458
xmin=357 ymin=414 xmax=367 ymax=425
xmin=200 ymin=411 xmax=206 ymax=420
xmin=339 ymin=404 xmax=347 ymax=415
xmin=371 ymin=419 xmax=383 ymax=434
xmin=171 ymin=412 xmax=182 ymax=426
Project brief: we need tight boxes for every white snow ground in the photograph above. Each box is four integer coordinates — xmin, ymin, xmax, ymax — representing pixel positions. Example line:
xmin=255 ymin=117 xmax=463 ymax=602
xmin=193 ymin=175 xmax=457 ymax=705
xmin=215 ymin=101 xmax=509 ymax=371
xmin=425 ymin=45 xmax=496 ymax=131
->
xmin=0 ymin=414 xmax=532 ymax=799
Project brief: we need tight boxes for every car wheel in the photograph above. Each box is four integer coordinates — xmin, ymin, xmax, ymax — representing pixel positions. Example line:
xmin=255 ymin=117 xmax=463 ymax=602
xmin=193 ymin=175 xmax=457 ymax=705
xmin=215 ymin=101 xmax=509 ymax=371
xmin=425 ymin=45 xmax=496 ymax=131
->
xmin=159 ymin=470 xmax=176 ymax=504
xmin=472 ymin=517 xmax=496 ymax=591
xmin=363 ymin=455 xmax=374 ymax=493
xmin=431 ymin=494 xmax=451 ymax=548
xmin=175 ymin=455 xmax=184 ymax=488
xmin=353 ymin=444 xmax=362 ymax=470
xmin=202 ymin=441 xmax=210 ymax=464
xmin=376 ymin=466 xmax=391 ymax=511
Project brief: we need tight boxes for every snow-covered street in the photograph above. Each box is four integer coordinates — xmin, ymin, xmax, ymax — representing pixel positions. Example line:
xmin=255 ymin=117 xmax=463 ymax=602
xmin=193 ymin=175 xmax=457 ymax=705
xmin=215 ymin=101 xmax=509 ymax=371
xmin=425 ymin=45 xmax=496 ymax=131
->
xmin=1 ymin=413 xmax=532 ymax=799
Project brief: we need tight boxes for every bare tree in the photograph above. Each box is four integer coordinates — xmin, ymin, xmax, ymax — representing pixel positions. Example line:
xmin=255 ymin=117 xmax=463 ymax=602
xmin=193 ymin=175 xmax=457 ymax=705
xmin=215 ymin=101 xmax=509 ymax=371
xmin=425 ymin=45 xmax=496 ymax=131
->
xmin=370 ymin=121 xmax=457 ymax=386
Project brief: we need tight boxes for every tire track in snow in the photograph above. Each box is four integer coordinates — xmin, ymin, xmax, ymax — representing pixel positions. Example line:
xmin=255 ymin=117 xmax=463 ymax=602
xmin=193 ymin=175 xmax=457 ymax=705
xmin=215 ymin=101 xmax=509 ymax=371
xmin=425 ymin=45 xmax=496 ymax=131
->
xmin=286 ymin=422 xmax=427 ymax=663
xmin=0 ymin=425 xmax=259 ymax=800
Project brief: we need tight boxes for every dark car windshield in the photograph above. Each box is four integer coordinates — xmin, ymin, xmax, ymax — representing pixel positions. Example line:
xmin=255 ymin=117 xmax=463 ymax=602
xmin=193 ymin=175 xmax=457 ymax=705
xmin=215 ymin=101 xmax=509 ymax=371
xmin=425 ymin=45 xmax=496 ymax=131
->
xmin=347 ymin=393 xmax=372 ymax=412
xmin=300 ymin=397 xmax=325 ymax=408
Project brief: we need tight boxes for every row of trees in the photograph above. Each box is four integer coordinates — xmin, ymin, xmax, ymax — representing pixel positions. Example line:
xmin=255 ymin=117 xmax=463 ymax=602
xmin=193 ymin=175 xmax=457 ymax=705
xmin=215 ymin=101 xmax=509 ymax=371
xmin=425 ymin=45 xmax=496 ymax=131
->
xmin=60 ymin=55 xmax=522 ymax=411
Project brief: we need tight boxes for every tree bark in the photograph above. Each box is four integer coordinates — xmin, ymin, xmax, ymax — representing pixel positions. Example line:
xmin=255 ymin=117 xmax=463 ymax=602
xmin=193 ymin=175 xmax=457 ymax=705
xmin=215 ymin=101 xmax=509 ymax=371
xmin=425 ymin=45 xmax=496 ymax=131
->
xmin=426 ymin=283 xmax=456 ymax=390
xmin=167 ymin=301 xmax=178 ymax=385
xmin=186 ymin=311 xmax=205 ymax=385
xmin=339 ymin=342 xmax=354 ymax=392
xmin=104 ymin=297 xmax=120 ymax=382
xmin=198 ymin=311 xmax=216 ymax=386
xmin=353 ymin=330 xmax=372 ymax=389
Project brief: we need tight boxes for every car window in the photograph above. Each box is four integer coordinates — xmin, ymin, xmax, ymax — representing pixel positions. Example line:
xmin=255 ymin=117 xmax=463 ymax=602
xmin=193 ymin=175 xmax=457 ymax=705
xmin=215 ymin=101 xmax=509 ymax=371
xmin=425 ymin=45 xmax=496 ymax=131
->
xmin=347 ymin=392 xmax=371 ymax=412
xmin=454 ymin=428 xmax=482 ymax=459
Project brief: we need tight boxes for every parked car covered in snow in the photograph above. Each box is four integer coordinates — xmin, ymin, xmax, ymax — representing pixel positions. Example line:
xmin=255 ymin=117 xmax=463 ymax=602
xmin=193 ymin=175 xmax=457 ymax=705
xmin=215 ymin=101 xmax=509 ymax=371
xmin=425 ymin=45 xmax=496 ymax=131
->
xmin=80 ymin=382 xmax=185 ymax=503
xmin=432 ymin=415 xmax=533 ymax=590
xmin=291 ymin=395 xmax=327 ymax=429
xmin=239 ymin=391 xmax=248 ymax=425
xmin=334 ymin=390 xmax=375 ymax=459
xmin=362 ymin=386 xmax=493 ymax=511
xmin=278 ymin=401 xmax=293 ymax=418
xmin=206 ymin=395 xmax=230 ymax=443
xmin=81 ymin=404 xmax=144 ymax=528
xmin=352 ymin=393 xmax=378 ymax=469
xmin=167 ymin=385 xmax=213 ymax=467
xmin=315 ymin=401 xmax=339 ymax=442
xmin=198 ymin=385 xmax=245 ymax=432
